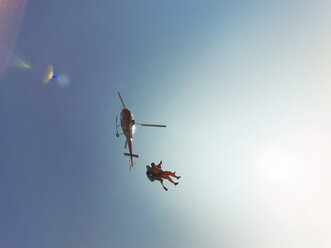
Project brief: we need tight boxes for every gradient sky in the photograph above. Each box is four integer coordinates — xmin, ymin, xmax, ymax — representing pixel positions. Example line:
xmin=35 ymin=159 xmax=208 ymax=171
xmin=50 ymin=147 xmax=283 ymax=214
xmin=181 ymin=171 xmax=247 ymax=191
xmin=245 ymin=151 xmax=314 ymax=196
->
xmin=1 ymin=1 xmax=331 ymax=248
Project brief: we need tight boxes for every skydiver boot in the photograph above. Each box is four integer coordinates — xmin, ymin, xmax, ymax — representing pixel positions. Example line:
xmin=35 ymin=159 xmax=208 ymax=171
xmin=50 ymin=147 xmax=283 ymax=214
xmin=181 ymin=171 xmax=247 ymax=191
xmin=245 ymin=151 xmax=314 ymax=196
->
xmin=174 ymin=172 xmax=181 ymax=179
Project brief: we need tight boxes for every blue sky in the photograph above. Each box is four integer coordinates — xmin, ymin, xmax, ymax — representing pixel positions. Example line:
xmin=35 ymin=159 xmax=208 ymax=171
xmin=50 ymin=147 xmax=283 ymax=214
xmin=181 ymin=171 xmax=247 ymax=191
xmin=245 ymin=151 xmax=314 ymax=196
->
xmin=1 ymin=1 xmax=331 ymax=248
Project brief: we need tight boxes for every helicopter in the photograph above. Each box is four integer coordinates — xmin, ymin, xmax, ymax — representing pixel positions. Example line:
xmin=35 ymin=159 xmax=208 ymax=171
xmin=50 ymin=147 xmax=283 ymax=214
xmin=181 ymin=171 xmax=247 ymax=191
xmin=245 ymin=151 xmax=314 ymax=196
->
xmin=116 ymin=92 xmax=166 ymax=169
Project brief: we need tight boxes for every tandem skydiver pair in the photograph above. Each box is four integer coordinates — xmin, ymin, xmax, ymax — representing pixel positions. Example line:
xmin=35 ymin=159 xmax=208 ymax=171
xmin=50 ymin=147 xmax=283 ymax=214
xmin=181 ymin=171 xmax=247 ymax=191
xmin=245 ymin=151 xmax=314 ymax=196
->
xmin=146 ymin=161 xmax=181 ymax=191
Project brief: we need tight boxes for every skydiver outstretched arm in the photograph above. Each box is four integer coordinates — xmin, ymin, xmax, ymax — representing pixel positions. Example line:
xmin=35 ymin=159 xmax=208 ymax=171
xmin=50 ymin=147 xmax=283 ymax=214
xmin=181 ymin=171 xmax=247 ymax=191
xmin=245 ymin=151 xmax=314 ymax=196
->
xmin=157 ymin=160 xmax=162 ymax=168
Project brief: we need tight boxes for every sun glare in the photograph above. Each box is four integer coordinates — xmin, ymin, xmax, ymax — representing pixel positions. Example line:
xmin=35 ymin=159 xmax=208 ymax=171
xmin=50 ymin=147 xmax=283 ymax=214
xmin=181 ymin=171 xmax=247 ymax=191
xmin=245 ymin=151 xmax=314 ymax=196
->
xmin=255 ymin=127 xmax=331 ymax=228
xmin=257 ymin=149 xmax=296 ymax=183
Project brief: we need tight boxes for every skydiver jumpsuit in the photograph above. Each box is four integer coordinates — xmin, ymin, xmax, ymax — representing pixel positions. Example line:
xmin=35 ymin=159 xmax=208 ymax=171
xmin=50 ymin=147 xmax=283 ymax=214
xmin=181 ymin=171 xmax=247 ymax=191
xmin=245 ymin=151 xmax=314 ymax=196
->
xmin=152 ymin=162 xmax=178 ymax=184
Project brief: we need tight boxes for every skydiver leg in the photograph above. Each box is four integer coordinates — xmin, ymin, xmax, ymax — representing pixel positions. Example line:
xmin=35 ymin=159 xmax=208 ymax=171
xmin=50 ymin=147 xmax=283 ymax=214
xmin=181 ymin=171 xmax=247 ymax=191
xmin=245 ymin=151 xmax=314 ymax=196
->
xmin=169 ymin=171 xmax=181 ymax=179
xmin=162 ymin=172 xmax=178 ymax=185
xmin=160 ymin=180 xmax=168 ymax=191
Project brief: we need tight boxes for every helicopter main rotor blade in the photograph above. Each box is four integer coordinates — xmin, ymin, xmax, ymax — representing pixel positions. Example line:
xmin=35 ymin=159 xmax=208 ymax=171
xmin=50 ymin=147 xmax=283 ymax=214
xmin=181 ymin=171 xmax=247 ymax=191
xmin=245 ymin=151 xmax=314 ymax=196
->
xmin=135 ymin=123 xmax=167 ymax=128
xmin=117 ymin=92 xmax=126 ymax=109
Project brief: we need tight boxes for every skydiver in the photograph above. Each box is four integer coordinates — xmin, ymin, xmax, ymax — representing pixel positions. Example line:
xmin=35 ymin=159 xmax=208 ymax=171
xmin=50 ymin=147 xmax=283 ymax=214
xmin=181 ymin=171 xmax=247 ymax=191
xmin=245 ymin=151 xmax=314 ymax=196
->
xmin=146 ymin=165 xmax=167 ymax=190
xmin=146 ymin=161 xmax=181 ymax=191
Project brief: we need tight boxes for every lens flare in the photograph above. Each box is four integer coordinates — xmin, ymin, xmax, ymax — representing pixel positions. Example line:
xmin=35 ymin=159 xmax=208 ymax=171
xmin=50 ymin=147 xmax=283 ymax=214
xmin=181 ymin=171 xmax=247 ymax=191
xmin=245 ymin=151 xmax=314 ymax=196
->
xmin=57 ymin=73 xmax=70 ymax=88
xmin=42 ymin=65 xmax=56 ymax=84
xmin=0 ymin=0 xmax=27 ymax=79
xmin=42 ymin=65 xmax=71 ymax=87
xmin=8 ymin=54 xmax=31 ymax=69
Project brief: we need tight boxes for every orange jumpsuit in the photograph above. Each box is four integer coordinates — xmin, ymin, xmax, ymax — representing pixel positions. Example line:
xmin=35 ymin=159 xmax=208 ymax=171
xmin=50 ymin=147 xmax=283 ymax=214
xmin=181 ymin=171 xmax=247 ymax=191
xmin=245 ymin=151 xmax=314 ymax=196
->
xmin=152 ymin=163 xmax=177 ymax=184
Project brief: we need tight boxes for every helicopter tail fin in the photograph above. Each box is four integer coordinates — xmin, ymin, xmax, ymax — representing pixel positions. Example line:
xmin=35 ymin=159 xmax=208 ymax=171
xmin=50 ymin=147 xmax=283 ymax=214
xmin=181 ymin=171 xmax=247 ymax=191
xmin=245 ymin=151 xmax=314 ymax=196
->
xmin=124 ymin=153 xmax=139 ymax=158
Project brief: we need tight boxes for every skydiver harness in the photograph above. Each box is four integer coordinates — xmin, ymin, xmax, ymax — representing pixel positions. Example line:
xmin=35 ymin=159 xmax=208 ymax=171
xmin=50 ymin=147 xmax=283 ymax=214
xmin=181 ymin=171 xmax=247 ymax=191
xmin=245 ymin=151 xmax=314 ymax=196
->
xmin=146 ymin=169 xmax=163 ymax=182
